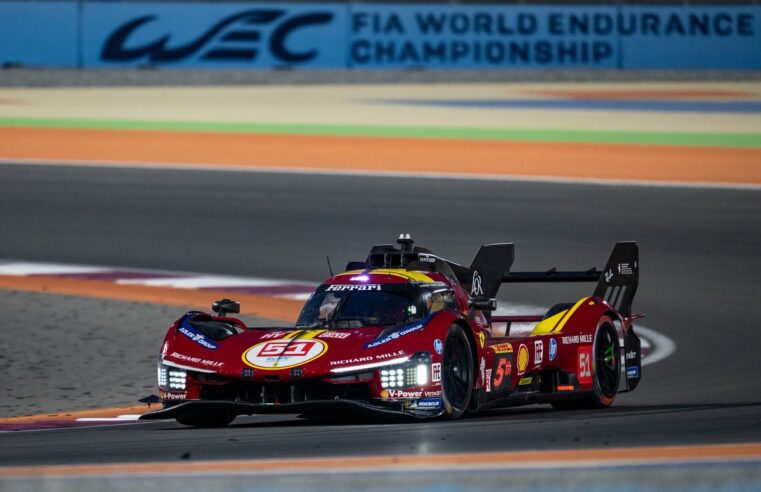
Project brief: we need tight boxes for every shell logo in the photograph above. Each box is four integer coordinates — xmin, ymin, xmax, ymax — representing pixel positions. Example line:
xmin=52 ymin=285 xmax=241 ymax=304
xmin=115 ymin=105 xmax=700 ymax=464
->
xmin=517 ymin=344 xmax=529 ymax=375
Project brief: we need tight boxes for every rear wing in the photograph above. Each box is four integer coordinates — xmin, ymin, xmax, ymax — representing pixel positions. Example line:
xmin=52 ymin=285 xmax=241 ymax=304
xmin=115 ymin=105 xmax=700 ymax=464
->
xmin=501 ymin=242 xmax=639 ymax=317
xmin=349 ymin=235 xmax=638 ymax=318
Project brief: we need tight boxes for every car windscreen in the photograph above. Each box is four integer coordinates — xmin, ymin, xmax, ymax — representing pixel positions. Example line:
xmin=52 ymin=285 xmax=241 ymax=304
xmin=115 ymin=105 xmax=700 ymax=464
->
xmin=296 ymin=285 xmax=427 ymax=329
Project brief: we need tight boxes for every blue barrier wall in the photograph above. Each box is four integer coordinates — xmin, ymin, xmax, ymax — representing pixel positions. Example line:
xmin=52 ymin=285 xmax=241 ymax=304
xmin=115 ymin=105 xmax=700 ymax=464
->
xmin=0 ymin=2 xmax=79 ymax=66
xmin=1 ymin=2 xmax=759 ymax=69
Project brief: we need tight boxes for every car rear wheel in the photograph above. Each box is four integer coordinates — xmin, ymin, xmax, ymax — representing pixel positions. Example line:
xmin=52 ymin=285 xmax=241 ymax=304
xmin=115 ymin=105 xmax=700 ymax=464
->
xmin=441 ymin=324 xmax=474 ymax=419
xmin=552 ymin=317 xmax=620 ymax=410
xmin=175 ymin=411 xmax=236 ymax=428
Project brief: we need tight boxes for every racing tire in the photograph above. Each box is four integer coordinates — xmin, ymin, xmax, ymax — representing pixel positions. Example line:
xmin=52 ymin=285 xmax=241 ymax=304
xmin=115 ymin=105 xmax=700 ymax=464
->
xmin=175 ymin=411 xmax=236 ymax=428
xmin=551 ymin=318 xmax=620 ymax=410
xmin=441 ymin=324 xmax=474 ymax=419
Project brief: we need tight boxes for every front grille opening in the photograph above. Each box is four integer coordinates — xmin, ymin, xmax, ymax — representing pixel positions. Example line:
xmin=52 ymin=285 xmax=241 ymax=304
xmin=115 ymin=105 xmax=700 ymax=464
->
xmin=200 ymin=379 xmax=373 ymax=404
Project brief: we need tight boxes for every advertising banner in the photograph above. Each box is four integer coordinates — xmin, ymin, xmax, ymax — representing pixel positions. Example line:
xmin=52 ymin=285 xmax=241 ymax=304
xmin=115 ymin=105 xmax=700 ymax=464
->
xmin=0 ymin=2 xmax=759 ymax=69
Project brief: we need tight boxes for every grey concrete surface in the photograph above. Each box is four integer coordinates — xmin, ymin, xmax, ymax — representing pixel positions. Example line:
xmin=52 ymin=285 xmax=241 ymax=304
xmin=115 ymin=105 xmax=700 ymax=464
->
xmin=0 ymin=289 xmax=279 ymax=417
xmin=3 ymin=463 xmax=761 ymax=492
xmin=1 ymin=68 xmax=760 ymax=87
xmin=0 ymin=164 xmax=759 ymax=466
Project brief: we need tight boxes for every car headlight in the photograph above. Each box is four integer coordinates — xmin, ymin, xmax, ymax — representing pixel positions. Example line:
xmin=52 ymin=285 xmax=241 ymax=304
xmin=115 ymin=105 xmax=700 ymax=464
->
xmin=158 ymin=361 xmax=187 ymax=391
xmin=379 ymin=352 xmax=431 ymax=389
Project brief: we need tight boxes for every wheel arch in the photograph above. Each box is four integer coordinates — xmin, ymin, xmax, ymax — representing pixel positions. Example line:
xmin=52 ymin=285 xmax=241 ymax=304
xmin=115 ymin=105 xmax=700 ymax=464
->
xmin=451 ymin=318 xmax=479 ymax=373
xmin=450 ymin=317 xmax=481 ymax=411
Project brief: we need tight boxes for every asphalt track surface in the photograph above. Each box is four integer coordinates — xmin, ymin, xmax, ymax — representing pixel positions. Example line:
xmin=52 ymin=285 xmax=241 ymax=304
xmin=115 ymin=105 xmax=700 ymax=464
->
xmin=1 ymin=163 xmax=761 ymax=467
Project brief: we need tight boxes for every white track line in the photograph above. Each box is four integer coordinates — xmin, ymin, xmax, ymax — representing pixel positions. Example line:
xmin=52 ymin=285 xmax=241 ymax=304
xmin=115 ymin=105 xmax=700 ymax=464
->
xmin=0 ymin=262 xmax=109 ymax=275
xmin=76 ymin=415 xmax=142 ymax=422
xmin=636 ymin=325 xmax=677 ymax=366
xmin=2 ymin=158 xmax=759 ymax=191
xmin=117 ymin=276 xmax=302 ymax=289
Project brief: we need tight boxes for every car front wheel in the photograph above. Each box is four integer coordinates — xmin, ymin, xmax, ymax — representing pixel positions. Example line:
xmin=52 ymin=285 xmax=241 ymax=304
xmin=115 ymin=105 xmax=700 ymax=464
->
xmin=441 ymin=324 xmax=474 ymax=419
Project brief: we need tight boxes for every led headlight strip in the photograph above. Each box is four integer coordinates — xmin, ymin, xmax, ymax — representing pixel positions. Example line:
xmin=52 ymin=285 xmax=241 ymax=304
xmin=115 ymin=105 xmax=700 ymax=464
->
xmin=329 ymin=356 xmax=411 ymax=374
xmin=330 ymin=353 xmax=431 ymax=389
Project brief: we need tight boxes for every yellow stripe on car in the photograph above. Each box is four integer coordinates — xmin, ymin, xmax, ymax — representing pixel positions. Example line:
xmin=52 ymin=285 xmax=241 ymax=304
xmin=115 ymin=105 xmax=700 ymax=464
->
xmin=335 ymin=268 xmax=435 ymax=283
xmin=299 ymin=330 xmax=326 ymax=339
xmin=530 ymin=297 xmax=589 ymax=336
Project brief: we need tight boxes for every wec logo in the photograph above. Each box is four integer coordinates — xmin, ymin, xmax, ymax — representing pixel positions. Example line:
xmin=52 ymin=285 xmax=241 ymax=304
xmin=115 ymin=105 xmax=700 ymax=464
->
xmin=101 ymin=9 xmax=334 ymax=64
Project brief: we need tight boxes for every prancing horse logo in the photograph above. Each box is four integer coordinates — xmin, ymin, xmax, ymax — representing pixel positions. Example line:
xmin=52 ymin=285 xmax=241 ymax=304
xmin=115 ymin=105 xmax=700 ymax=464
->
xmin=101 ymin=9 xmax=333 ymax=64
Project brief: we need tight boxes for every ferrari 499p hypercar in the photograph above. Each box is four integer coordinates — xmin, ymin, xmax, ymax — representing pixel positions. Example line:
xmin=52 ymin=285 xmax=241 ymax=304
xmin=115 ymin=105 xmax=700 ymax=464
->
xmin=141 ymin=235 xmax=642 ymax=427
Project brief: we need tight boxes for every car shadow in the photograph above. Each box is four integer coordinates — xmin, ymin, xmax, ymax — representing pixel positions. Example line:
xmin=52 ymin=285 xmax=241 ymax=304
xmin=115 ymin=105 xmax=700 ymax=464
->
xmin=152 ymin=401 xmax=761 ymax=431
xmin=470 ymin=400 xmax=761 ymax=422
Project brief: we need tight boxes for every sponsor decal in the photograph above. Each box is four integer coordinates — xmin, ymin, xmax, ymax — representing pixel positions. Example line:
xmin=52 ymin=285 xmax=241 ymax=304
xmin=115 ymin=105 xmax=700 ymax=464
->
xmin=364 ymin=321 xmax=425 ymax=349
xmin=162 ymin=392 xmax=187 ymax=400
xmin=491 ymin=342 xmax=513 ymax=354
xmin=618 ymin=262 xmax=633 ymax=276
xmin=330 ymin=350 xmax=405 ymax=367
xmin=431 ymin=362 xmax=441 ymax=382
xmin=243 ymin=338 xmax=327 ymax=370
xmin=577 ymin=346 xmax=593 ymax=385
xmin=534 ymin=340 xmax=544 ymax=366
xmin=626 ymin=350 xmax=638 ymax=360
xmin=376 ymin=351 xmax=405 ymax=360
xmin=478 ymin=331 xmax=485 ymax=349
xmin=415 ymin=397 xmax=442 ymax=409
xmin=604 ymin=269 xmax=614 ymax=282
xmin=549 ymin=338 xmax=558 ymax=361
xmin=178 ymin=325 xmax=218 ymax=350
xmin=561 ymin=334 xmax=593 ymax=345
xmin=485 ymin=369 xmax=492 ymax=392
xmin=480 ymin=356 xmax=486 ymax=384
xmin=386 ymin=389 xmax=442 ymax=399
xmin=326 ymin=284 xmax=381 ymax=291
xmin=471 ymin=270 xmax=484 ymax=296
xmin=319 ymin=331 xmax=351 ymax=340
xmin=433 ymin=338 xmax=443 ymax=354
xmin=170 ymin=352 xmax=224 ymax=368
xmin=261 ymin=330 xmax=291 ymax=339
xmin=627 ymin=366 xmax=640 ymax=379
xmin=332 ymin=356 xmax=372 ymax=366
xmin=519 ymin=376 xmax=532 ymax=386
xmin=492 ymin=355 xmax=512 ymax=390
xmin=517 ymin=344 xmax=529 ymax=375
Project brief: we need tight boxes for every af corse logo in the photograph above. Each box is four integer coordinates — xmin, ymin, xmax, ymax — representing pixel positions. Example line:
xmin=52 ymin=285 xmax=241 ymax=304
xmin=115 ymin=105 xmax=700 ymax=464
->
xmin=102 ymin=9 xmax=333 ymax=64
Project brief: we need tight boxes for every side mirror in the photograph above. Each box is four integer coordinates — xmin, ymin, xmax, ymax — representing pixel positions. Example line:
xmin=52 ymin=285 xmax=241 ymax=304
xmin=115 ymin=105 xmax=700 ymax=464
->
xmin=468 ymin=297 xmax=497 ymax=311
xmin=212 ymin=299 xmax=240 ymax=317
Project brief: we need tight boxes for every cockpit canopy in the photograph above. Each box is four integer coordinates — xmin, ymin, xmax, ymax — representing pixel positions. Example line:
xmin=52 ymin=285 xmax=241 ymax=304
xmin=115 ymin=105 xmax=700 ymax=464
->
xmin=296 ymin=282 xmax=455 ymax=329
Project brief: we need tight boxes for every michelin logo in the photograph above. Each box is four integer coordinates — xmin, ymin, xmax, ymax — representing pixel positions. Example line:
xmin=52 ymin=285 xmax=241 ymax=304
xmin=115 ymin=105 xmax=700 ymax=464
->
xmin=415 ymin=398 xmax=442 ymax=409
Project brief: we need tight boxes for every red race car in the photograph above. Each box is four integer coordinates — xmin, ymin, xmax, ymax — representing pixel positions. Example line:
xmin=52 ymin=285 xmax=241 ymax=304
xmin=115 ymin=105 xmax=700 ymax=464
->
xmin=141 ymin=235 xmax=642 ymax=427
